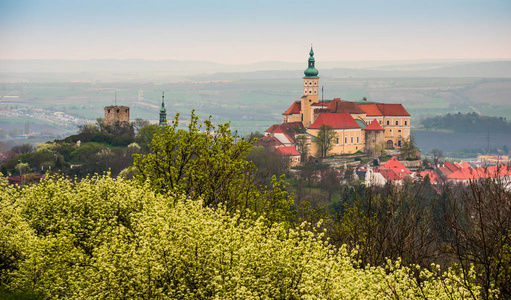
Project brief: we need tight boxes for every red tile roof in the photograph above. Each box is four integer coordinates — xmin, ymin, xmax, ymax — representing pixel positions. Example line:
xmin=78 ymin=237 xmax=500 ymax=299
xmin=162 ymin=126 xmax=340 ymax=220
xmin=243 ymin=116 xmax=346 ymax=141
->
xmin=264 ymin=122 xmax=304 ymax=145
xmin=255 ymin=136 xmax=283 ymax=148
xmin=363 ymin=119 xmax=385 ymax=131
xmin=308 ymin=113 xmax=360 ymax=130
xmin=311 ymin=101 xmax=331 ymax=107
xmin=283 ymin=101 xmax=301 ymax=115
xmin=326 ymin=99 xmax=366 ymax=114
xmin=443 ymin=161 xmax=459 ymax=173
xmin=375 ymin=168 xmax=403 ymax=182
xmin=276 ymin=146 xmax=300 ymax=156
xmin=416 ymin=170 xmax=442 ymax=183
xmin=377 ymin=104 xmax=410 ymax=116
xmin=382 ymin=157 xmax=411 ymax=174
xmin=356 ymin=103 xmax=410 ymax=116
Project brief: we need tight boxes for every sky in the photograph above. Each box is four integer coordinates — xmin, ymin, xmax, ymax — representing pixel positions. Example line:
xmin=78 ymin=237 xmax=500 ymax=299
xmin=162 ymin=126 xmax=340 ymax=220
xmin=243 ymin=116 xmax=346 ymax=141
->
xmin=0 ymin=0 xmax=510 ymax=64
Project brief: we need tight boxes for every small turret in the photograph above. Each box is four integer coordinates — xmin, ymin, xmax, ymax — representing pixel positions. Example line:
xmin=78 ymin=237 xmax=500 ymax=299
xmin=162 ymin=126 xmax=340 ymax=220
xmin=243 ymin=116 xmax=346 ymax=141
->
xmin=159 ymin=91 xmax=167 ymax=127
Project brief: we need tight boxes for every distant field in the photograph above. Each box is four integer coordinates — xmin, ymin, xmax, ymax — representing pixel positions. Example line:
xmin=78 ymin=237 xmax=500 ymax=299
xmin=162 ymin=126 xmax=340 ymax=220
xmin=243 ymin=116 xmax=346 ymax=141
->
xmin=1 ymin=77 xmax=510 ymax=139
xmin=413 ymin=129 xmax=511 ymax=153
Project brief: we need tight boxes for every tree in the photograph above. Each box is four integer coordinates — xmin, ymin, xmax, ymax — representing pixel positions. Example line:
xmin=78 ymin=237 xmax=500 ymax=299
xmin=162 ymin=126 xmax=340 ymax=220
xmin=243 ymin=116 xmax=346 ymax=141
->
xmin=246 ymin=146 xmax=288 ymax=185
xmin=430 ymin=148 xmax=444 ymax=165
xmin=135 ymin=124 xmax=159 ymax=152
xmin=10 ymin=144 xmax=34 ymax=154
xmin=132 ymin=111 xmax=292 ymax=221
xmin=400 ymin=135 xmax=420 ymax=160
xmin=0 ymin=174 xmax=481 ymax=299
xmin=315 ymin=124 xmax=336 ymax=158
xmin=442 ymin=177 xmax=511 ymax=299
xmin=295 ymin=134 xmax=309 ymax=163
xmin=132 ymin=118 xmax=150 ymax=134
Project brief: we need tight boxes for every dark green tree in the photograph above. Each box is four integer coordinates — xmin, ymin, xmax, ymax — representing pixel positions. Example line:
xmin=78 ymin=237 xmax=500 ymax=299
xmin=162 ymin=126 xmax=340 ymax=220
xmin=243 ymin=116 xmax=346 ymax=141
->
xmin=400 ymin=135 xmax=420 ymax=160
xmin=314 ymin=125 xmax=336 ymax=158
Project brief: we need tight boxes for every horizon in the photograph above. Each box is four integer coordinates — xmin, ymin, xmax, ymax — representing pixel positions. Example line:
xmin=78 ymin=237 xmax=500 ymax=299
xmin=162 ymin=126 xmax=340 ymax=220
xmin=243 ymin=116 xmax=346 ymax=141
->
xmin=1 ymin=0 xmax=510 ymax=64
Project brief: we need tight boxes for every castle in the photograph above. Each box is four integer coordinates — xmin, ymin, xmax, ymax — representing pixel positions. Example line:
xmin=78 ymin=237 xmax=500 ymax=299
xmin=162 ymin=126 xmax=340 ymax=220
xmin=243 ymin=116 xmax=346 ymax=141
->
xmin=104 ymin=105 xmax=130 ymax=125
xmin=263 ymin=47 xmax=410 ymax=162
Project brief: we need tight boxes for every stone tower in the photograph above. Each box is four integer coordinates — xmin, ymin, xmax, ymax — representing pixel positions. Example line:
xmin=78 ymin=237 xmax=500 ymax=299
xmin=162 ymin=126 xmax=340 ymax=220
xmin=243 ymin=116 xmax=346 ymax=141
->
xmin=300 ymin=46 xmax=320 ymax=127
xmin=159 ymin=91 xmax=167 ymax=127
xmin=104 ymin=105 xmax=130 ymax=125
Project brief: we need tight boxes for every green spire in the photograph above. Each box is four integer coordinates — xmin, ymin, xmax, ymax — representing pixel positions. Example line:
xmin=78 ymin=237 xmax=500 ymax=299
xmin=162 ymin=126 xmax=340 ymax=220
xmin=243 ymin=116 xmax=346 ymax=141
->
xmin=159 ymin=91 xmax=167 ymax=127
xmin=304 ymin=46 xmax=319 ymax=78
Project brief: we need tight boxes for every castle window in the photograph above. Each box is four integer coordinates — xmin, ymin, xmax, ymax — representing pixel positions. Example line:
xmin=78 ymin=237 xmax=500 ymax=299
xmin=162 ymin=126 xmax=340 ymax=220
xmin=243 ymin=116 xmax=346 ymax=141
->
xmin=309 ymin=91 xmax=312 ymax=94
xmin=314 ymin=82 xmax=317 ymax=85
xmin=336 ymin=137 xmax=339 ymax=144
xmin=345 ymin=137 xmax=347 ymax=144
xmin=395 ymin=120 xmax=398 ymax=125
xmin=357 ymin=137 xmax=359 ymax=143
xmin=405 ymin=120 xmax=407 ymax=125
xmin=387 ymin=120 xmax=390 ymax=125
xmin=351 ymin=137 xmax=353 ymax=143
xmin=398 ymin=130 xmax=401 ymax=133
xmin=117 ymin=109 xmax=120 ymax=113
xmin=314 ymin=91 xmax=317 ymax=94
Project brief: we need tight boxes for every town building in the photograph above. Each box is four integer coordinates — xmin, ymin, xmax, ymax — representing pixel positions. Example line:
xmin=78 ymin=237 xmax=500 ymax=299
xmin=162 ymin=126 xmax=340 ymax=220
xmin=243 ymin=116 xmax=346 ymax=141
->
xmin=272 ymin=47 xmax=411 ymax=157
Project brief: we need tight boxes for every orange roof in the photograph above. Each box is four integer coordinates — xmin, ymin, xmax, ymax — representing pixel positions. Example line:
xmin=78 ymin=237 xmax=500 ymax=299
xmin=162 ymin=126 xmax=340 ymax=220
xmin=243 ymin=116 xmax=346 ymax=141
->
xmin=443 ymin=162 xmax=459 ymax=173
xmin=356 ymin=103 xmax=410 ymax=116
xmin=459 ymin=161 xmax=472 ymax=169
xmin=382 ymin=157 xmax=411 ymax=173
xmin=417 ymin=170 xmax=442 ymax=183
xmin=308 ymin=113 xmax=360 ymax=129
xmin=276 ymin=146 xmax=300 ymax=156
xmin=283 ymin=101 xmax=301 ymax=115
xmin=363 ymin=119 xmax=385 ymax=131
xmin=357 ymin=104 xmax=383 ymax=116
xmin=377 ymin=104 xmax=410 ymax=116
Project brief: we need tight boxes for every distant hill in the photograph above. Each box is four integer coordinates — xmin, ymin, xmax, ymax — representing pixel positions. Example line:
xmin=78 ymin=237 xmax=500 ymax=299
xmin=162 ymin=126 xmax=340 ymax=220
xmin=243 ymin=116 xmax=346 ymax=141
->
xmin=1 ymin=59 xmax=510 ymax=82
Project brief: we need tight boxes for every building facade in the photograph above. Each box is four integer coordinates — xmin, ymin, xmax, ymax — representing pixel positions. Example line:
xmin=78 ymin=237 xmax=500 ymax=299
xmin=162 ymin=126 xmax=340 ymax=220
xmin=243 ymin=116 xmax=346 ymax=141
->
xmin=271 ymin=47 xmax=411 ymax=157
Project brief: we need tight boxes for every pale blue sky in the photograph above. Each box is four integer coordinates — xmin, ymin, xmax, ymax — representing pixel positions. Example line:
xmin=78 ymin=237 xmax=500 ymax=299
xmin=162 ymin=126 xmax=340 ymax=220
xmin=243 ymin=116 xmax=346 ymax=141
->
xmin=1 ymin=0 xmax=510 ymax=64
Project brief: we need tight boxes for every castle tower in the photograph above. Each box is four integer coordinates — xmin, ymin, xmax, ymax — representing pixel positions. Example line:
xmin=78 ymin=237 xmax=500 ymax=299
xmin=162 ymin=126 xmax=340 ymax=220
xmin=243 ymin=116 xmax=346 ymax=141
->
xmin=104 ymin=92 xmax=130 ymax=125
xmin=159 ymin=91 xmax=167 ymax=127
xmin=301 ymin=46 xmax=320 ymax=127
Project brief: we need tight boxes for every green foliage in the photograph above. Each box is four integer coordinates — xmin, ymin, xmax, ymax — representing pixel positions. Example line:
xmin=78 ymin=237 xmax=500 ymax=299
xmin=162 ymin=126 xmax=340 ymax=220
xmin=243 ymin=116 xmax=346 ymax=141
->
xmin=0 ymin=174 xmax=482 ymax=299
xmin=314 ymin=124 xmax=336 ymax=158
xmin=133 ymin=111 xmax=293 ymax=223
xmin=420 ymin=112 xmax=511 ymax=134
xmin=134 ymin=123 xmax=159 ymax=152
xmin=400 ymin=135 xmax=420 ymax=160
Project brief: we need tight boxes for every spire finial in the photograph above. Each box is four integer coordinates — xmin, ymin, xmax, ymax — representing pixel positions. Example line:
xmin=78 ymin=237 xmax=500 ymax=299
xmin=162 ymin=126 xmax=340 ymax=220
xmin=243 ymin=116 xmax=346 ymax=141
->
xmin=162 ymin=91 xmax=165 ymax=107
xmin=309 ymin=45 xmax=314 ymax=56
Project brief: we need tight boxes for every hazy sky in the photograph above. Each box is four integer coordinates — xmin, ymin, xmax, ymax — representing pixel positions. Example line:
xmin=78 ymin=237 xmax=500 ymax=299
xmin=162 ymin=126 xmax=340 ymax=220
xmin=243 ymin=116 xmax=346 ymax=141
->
xmin=1 ymin=0 xmax=510 ymax=64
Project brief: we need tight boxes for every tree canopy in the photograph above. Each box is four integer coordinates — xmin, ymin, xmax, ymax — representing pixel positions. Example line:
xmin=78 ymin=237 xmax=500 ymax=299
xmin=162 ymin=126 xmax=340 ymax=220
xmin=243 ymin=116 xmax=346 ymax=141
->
xmin=0 ymin=174 xmax=481 ymax=299
xmin=314 ymin=124 xmax=336 ymax=158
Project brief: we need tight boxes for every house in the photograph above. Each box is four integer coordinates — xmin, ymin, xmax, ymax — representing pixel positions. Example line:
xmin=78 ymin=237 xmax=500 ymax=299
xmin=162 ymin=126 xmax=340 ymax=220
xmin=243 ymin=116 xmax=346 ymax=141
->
xmin=276 ymin=146 xmax=301 ymax=167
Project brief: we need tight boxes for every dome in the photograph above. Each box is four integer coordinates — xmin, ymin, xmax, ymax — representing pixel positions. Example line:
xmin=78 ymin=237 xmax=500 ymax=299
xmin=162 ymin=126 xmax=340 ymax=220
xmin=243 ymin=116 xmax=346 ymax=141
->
xmin=304 ymin=46 xmax=319 ymax=78
xmin=304 ymin=66 xmax=319 ymax=77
